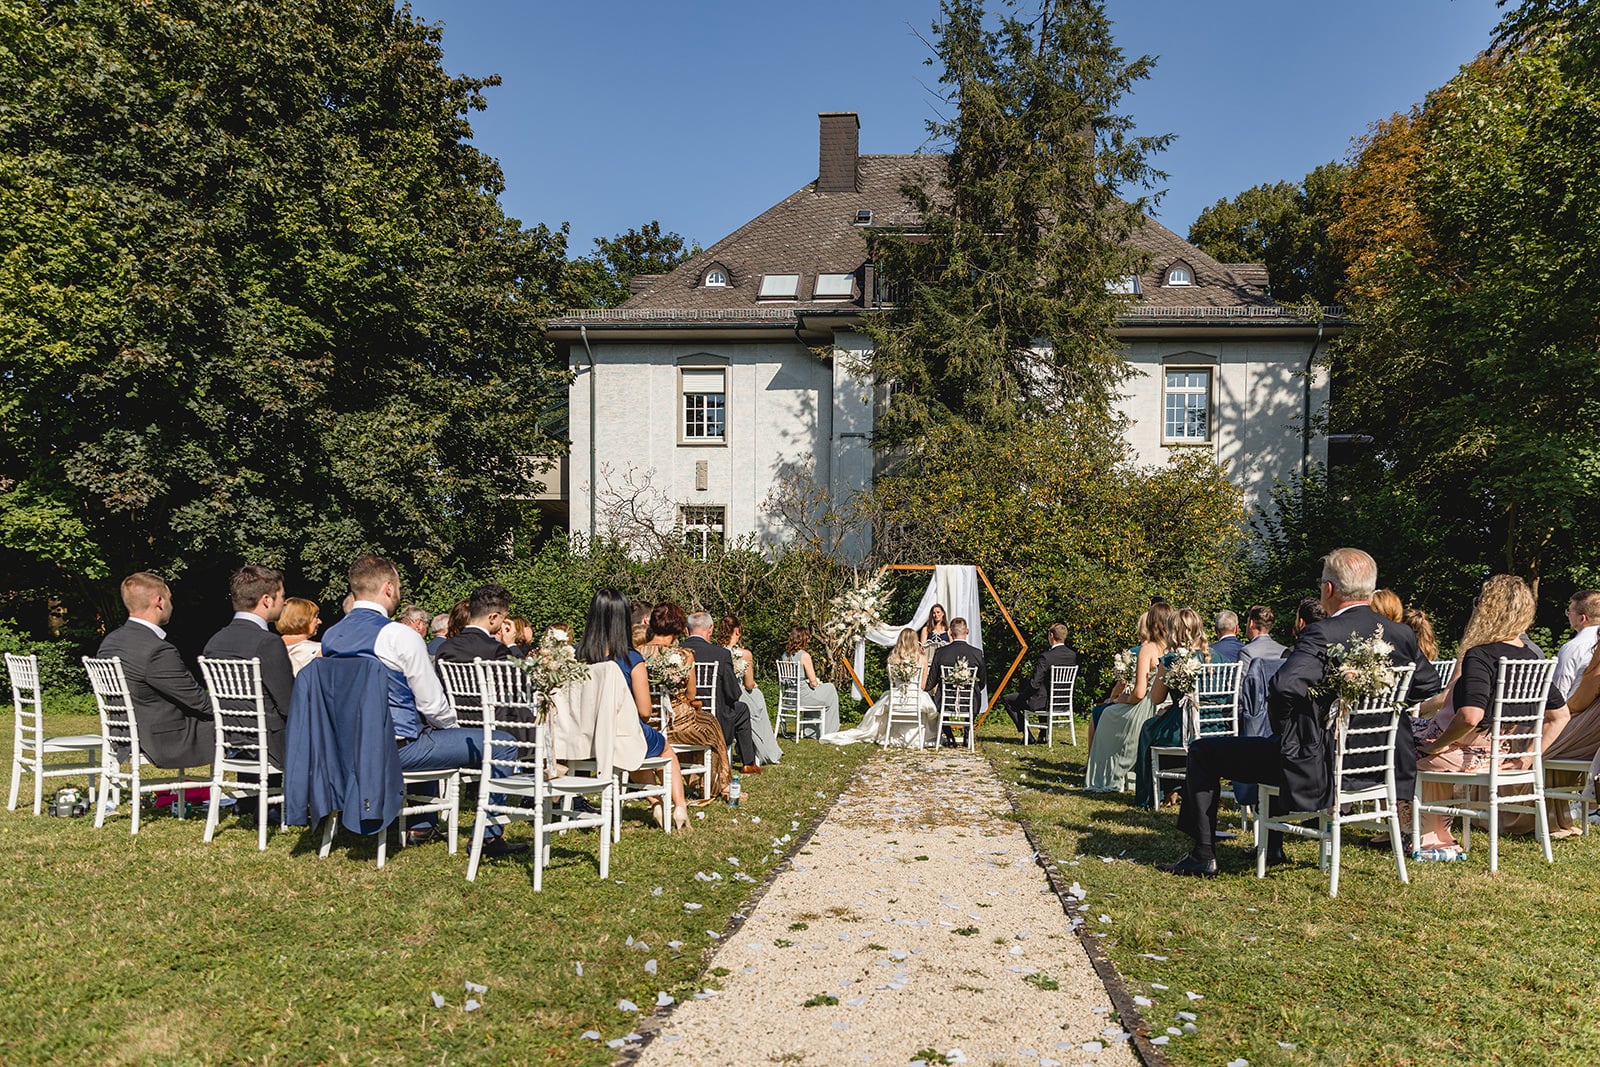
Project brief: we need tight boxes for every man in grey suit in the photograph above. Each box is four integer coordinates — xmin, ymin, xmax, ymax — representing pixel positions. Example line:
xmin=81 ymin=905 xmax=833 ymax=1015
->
xmin=96 ymin=572 xmax=215 ymax=769
xmin=201 ymin=565 xmax=294 ymax=767
xmin=1235 ymin=605 xmax=1289 ymax=671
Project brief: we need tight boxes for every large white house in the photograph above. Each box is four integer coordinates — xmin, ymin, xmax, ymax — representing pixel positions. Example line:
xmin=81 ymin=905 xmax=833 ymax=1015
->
xmin=547 ymin=113 xmax=1337 ymax=558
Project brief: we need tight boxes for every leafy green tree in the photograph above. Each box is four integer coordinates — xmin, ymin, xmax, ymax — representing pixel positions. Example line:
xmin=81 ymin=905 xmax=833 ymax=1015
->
xmin=861 ymin=0 xmax=1170 ymax=446
xmin=1330 ymin=45 xmax=1600 ymax=605
xmin=0 ymin=0 xmax=570 ymax=622
xmin=1187 ymin=162 xmax=1349 ymax=305
xmin=561 ymin=221 xmax=697 ymax=309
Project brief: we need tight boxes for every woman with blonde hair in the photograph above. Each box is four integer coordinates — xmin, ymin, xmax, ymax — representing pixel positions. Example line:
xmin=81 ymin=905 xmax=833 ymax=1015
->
xmin=1410 ymin=575 xmax=1568 ymax=857
xmin=276 ymin=597 xmax=323 ymax=675
xmin=821 ymin=627 xmax=939 ymax=746
xmin=1086 ymin=602 xmax=1177 ymax=791
xmin=1172 ymin=607 xmax=1209 ymax=656
xmin=1134 ymin=607 xmax=1211 ymax=807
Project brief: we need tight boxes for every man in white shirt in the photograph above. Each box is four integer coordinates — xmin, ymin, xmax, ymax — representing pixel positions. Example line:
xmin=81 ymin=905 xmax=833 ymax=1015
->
xmin=1553 ymin=590 xmax=1600 ymax=701
xmin=321 ymin=555 xmax=524 ymax=855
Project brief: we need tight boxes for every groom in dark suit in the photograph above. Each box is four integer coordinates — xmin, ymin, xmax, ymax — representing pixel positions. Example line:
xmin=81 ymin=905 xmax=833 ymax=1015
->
xmin=1160 ymin=548 xmax=1442 ymax=876
xmin=927 ymin=618 xmax=987 ymax=746
xmin=96 ymin=572 xmax=215 ymax=768
xmin=201 ymin=565 xmax=295 ymax=767
xmin=682 ymin=612 xmax=760 ymax=774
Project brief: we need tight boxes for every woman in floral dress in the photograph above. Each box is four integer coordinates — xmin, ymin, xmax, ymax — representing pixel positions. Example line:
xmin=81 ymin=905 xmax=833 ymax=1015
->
xmin=640 ymin=602 xmax=732 ymax=803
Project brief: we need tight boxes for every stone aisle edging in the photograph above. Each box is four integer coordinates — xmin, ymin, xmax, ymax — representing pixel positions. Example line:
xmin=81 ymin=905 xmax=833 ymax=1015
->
xmin=988 ymin=752 xmax=1169 ymax=1067
xmin=614 ymin=758 xmax=869 ymax=1066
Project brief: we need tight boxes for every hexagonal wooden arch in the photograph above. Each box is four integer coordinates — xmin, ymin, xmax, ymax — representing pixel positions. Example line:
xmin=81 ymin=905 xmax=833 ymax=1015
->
xmin=835 ymin=564 xmax=1028 ymax=733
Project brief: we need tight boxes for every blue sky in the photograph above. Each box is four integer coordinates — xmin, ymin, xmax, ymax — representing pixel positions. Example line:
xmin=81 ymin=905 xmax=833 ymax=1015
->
xmin=408 ymin=0 xmax=1506 ymax=257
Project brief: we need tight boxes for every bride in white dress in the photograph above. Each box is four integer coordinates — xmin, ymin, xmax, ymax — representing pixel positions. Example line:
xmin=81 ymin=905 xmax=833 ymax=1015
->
xmin=822 ymin=629 xmax=940 ymax=747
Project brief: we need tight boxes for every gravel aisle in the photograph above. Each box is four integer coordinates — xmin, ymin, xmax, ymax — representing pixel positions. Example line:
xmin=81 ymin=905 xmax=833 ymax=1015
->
xmin=633 ymin=749 xmax=1140 ymax=1067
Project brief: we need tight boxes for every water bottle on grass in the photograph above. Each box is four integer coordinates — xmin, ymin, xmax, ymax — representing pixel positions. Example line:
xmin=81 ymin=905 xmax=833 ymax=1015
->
xmin=728 ymin=774 xmax=741 ymax=807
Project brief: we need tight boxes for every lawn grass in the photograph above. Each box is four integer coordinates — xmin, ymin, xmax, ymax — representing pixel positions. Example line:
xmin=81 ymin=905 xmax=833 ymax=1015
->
xmin=983 ymin=715 xmax=1600 ymax=1067
xmin=0 ymin=706 xmax=873 ymax=1065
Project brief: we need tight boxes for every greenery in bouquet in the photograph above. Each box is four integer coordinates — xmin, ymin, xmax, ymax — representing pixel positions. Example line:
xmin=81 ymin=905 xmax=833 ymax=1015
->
xmin=515 ymin=632 xmax=591 ymax=716
xmin=646 ymin=646 xmax=693 ymax=691
xmin=1311 ymin=626 xmax=1398 ymax=727
xmin=1110 ymin=648 xmax=1138 ymax=689
xmin=888 ymin=656 xmax=922 ymax=686
xmin=1162 ymin=647 xmax=1205 ymax=694
xmin=824 ymin=572 xmax=895 ymax=651
xmin=945 ymin=657 xmax=978 ymax=689
xmin=730 ymin=645 xmax=751 ymax=679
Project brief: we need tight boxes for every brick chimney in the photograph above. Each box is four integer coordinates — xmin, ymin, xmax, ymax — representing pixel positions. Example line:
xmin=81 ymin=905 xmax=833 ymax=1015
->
xmin=818 ymin=112 xmax=859 ymax=193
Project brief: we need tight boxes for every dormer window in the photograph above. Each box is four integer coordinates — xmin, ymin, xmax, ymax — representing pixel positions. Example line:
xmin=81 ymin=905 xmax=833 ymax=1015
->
xmin=758 ymin=273 xmax=800 ymax=300
xmin=704 ymin=268 xmax=728 ymax=288
xmin=1165 ymin=261 xmax=1195 ymax=287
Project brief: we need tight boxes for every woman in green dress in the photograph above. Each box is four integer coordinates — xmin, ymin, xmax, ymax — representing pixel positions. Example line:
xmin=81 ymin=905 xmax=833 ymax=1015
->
xmin=1085 ymin=602 xmax=1176 ymax=792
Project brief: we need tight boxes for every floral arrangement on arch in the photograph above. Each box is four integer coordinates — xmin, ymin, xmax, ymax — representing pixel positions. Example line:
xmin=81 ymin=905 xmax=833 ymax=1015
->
xmin=824 ymin=571 xmax=895 ymax=651
xmin=1162 ymin=648 xmax=1206 ymax=695
xmin=515 ymin=630 xmax=591 ymax=719
xmin=1312 ymin=627 xmax=1398 ymax=727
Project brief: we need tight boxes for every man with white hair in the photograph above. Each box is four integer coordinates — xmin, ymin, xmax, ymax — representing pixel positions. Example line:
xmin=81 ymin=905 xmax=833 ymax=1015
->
xmin=682 ymin=611 xmax=761 ymax=774
xmin=1210 ymin=610 xmax=1243 ymax=663
xmin=1160 ymin=548 xmax=1441 ymax=877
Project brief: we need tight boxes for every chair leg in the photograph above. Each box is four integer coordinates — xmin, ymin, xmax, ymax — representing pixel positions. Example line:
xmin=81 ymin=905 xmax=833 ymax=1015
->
xmin=1488 ymin=802 xmax=1500 ymax=874
xmin=94 ymin=766 xmax=111 ymax=829
xmin=1329 ymin=819 xmax=1343 ymax=897
xmin=446 ymin=777 xmax=460 ymax=855
xmin=1534 ymin=790 xmax=1553 ymax=864
xmin=1067 ymin=712 xmax=1076 ymax=748
xmin=598 ymin=788 xmax=612 ymax=880
xmin=1150 ymin=753 xmax=1162 ymax=811
xmin=319 ymin=812 xmax=337 ymax=858
xmin=129 ymin=769 xmax=141 ymax=836
xmin=7 ymin=758 xmax=20 ymax=812
xmin=1410 ymin=788 xmax=1421 ymax=858
xmin=466 ymin=808 xmax=488 ymax=883
xmin=203 ymin=777 xmax=222 ymax=843
xmin=257 ymin=787 xmax=269 ymax=852
xmin=1255 ymin=800 xmax=1269 ymax=878
xmin=1389 ymin=808 xmax=1409 ymax=884
xmin=33 ymin=763 xmax=44 ymax=817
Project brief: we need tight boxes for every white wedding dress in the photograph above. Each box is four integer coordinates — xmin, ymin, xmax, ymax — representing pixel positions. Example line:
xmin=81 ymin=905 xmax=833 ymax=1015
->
xmin=821 ymin=660 xmax=939 ymax=747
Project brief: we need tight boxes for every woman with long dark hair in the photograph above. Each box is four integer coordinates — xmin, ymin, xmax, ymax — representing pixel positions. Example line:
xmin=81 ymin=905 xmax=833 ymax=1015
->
xmin=576 ymin=589 xmax=688 ymax=829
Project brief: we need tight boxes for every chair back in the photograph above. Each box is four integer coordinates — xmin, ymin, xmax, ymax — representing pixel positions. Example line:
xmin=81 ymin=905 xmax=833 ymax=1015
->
xmin=6 ymin=653 xmax=42 ymax=755
xmin=1334 ymin=665 xmax=1416 ymax=791
xmin=694 ymin=660 xmax=718 ymax=709
xmin=196 ymin=656 xmax=270 ymax=770
xmin=888 ymin=681 xmax=923 ymax=713
xmin=1485 ymin=657 xmax=1559 ymax=780
xmin=1184 ymin=662 xmax=1243 ymax=742
xmin=83 ymin=656 xmax=141 ymax=762
xmin=775 ymin=658 xmax=802 ymax=713
xmin=938 ymin=664 xmax=976 ymax=721
xmin=1431 ymin=658 xmax=1458 ymax=688
xmin=1048 ymin=665 xmax=1078 ymax=718
xmin=438 ymin=660 xmax=485 ymax=730
xmin=475 ymin=658 xmax=543 ymax=781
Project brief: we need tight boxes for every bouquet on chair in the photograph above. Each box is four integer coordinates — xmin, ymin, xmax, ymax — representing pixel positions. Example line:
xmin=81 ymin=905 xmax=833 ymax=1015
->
xmin=824 ymin=571 xmax=894 ymax=650
xmin=888 ymin=656 xmax=921 ymax=687
xmin=1311 ymin=627 xmax=1398 ymax=728
xmin=945 ymin=657 xmax=978 ymax=689
xmin=516 ymin=631 xmax=591 ymax=715
xmin=646 ymin=647 xmax=692 ymax=691
xmin=1162 ymin=648 xmax=1205 ymax=695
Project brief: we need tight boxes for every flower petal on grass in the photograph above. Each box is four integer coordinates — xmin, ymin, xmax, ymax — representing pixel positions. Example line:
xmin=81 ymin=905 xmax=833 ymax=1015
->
xmin=580 ymin=1030 xmax=600 ymax=1040
xmin=429 ymin=991 xmax=445 ymax=1008
xmin=617 ymin=999 xmax=638 ymax=1013
xmin=464 ymin=980 xmax=487 ymax=994
xmin=656 ymin=991 xmax=674 ymax=1007
xmin=1133 ymin=995 xmax=1153 ymax=1007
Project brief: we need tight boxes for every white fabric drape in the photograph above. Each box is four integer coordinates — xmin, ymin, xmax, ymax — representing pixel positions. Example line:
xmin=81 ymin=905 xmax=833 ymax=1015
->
xmin=851 ymin=565 xmax=983 ymax=700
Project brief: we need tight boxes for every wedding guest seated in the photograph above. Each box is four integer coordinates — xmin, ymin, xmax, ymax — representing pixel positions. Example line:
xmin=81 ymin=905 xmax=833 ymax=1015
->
xmin=434 ymin=584 xmax=512 ymax=665
xmin=202 ymin=564 xmax=295 ymax=767
xmin=640 ymin=603 xmax=732 ymax=802
xmin=1371 ymin=588 xmax=1405 ymax=624
xmin=277 ymin=597 xmax=323 ymax=676
xmin=1085 ymin=607 xmax=1157 ymax=753
xmin=1232 ymin=599 xmax=1313 ymax=808
xmin=1210 ymin=610 xmax=1243 ymax=663
xmin=426 ymin=613 xmax=449 ymax=657
xmin=1552 ymin=589 xmax=1600 ymax=701
xmin=1159 ymin=548 xmax=1441 ymax=876
xmin=822 ymin=629 xmax=939 ymax=746
xmin=1085 ymin=602 xmax=1176 ymax=792
xmin=714 ymin=615 xmax=782 ymax=765
xmin=445 ymin=598 xmax=470 ymax=639
xmin=927 ymin=618 xmax=986 ymax=746
xmin=1003 ymin=622 xmax=1078 ymax=742
xmin=1236 ymin=605 xmax=1287 ymax=670
xmin=502 ymin=616 xmax=534 ymax=657
xmin=97 ymin=572 xmax=215 ymax=769
xmin=630 ymin=601 xmax=653 ymax=649
xmin=397 ymin=604 xmax=431 ymax=640
xmin=777 ymin=626 xmax=840 ymax=736
xmin=576 ymin=589 xmax=688 ymax=829
xmin=919 ymin=604 xmax=951 ymax=648
xmin=683 ymin=611 xmax=761 ymax=774
xmin=322 ymin=555 xmax=525 ymax=855
xmin=1518 ymin=651 xmax=1600 ymax=835
xmin=1134 ymin=607 xmax=1208 ymax=806
xmin=1411 ymin=574 xmax=1569 ymax=857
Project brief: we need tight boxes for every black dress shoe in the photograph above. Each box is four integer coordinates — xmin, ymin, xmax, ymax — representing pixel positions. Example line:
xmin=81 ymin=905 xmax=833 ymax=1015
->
xmin=1156 ymin=852 xmax=1219 ymax=878
xmin=1264 ymin=847 xmax=1290 ymax=867
xmin=482 ymin=837 xmax=530 ymax=857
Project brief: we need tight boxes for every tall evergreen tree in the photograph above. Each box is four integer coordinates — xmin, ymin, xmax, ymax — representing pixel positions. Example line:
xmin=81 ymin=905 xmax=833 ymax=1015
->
xmin=860 ymin=0 xmax=1170 ymax=447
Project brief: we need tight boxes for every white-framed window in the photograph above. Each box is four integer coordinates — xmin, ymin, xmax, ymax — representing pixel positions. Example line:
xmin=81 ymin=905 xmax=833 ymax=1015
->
xmin=1107 ymin=273 xmax=1142 ymax=295
xmin=681 ymin=505 xmax=725 ymax=559
xmin=681 ymin=367 xmax=727 ymax=443
xmin=758 ymin=273 xmax=800 ymax=299
xmin=1165 ymin=262 xmax=1194 ymax=286
xmin=1163 ymin=368 xmax=1212 ymax=442
xmin=814 ymin=272 xmax=855 ymax=299
xmin=704 ymin=268 xmax=728 ymax=287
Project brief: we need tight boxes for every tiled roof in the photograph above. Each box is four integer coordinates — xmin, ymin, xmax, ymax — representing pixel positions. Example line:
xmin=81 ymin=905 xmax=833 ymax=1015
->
xmin=595 ymin=154 xmax=1273 ymax=316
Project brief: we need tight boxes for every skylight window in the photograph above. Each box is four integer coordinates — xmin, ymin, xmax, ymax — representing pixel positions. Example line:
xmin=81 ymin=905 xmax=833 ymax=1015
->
xmin=855 ymin=209 xmax=873 ymax=225
xmin=1107 ymin=274 xmax=1142 ymax=296
xmin=758 ymin=273 xmax=800 ymax=299
xmin=814 ymin=273 xmax=855 ymax=299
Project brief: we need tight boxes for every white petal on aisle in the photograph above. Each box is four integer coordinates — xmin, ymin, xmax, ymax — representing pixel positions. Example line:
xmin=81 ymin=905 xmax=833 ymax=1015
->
xmin=631 ymin=750 xmax=1138 ymax=1066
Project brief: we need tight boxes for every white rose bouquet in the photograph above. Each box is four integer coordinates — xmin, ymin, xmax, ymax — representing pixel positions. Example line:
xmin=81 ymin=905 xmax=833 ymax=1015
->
xmin=945 ymin=657 xmax=978 ymax=689
xmin=731 ymin=645 xmax=751 ymax=678
xmin=515 ymin=631 xmax=591 ymax=721
xmin=647 ymin=646 xmax=692 ymax=691
xmin=1312 ymin=626 xmax=1399 ymax=727
xmin=1162 ymin=648 xmax=1206 ymax=695
xmin=888 ymin=656 xmax=921 ymax=686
